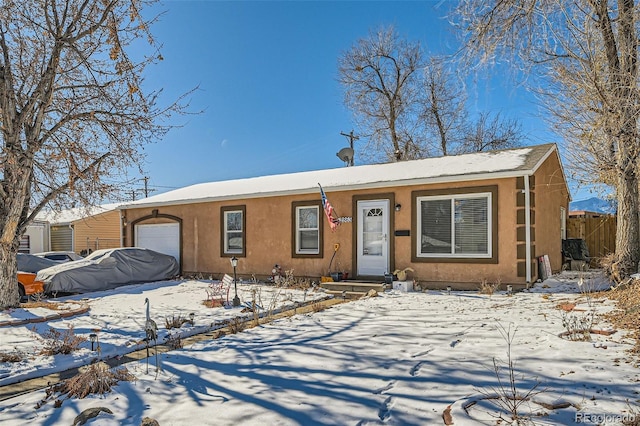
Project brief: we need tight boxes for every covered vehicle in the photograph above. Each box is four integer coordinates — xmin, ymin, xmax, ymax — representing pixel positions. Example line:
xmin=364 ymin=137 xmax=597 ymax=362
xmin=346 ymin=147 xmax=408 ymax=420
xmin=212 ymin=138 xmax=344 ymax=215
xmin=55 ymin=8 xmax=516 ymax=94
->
xmin=17 ymin=253 xmax=58 ymax=273
xmin=36 ymin=247 xmax=180 ymax=294
xmin=16 ymin=253 xmax=58 ymax=298
xmin=34 ymin=251 xmax=83 ymax=263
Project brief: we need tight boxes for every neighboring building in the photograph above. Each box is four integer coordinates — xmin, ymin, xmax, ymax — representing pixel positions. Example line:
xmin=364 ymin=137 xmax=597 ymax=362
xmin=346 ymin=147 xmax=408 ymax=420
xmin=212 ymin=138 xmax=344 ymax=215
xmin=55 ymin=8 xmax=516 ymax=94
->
xmin=20 ymin=221 xmax=50 ymax=254
xmin=119 ymin=144 xmax=570 ymax=289
xmin=36 ymin=203 xmax=122 ymax=255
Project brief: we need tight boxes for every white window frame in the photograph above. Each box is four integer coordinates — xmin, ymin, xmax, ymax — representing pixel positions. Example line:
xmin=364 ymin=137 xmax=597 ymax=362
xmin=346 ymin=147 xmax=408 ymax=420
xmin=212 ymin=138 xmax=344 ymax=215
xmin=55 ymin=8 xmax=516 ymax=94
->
xmin=295 ymin=205 xmax=320 ymax=255
xmin=223 ymin=209 xmax=243 ymax=254
xmin=560 ymin=206 xmax=567 ymax=240
xmin=416 ymin=192 xmax=492 ymax=259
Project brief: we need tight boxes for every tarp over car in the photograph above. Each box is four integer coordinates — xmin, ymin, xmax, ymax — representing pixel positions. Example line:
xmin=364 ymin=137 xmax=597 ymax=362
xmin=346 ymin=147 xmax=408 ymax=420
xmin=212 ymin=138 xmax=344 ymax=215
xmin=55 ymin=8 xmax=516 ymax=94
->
xmin=36 ymin=247 xmax=179 ymax=294
xmin=17 ymin=253 xmax=58 ymax=273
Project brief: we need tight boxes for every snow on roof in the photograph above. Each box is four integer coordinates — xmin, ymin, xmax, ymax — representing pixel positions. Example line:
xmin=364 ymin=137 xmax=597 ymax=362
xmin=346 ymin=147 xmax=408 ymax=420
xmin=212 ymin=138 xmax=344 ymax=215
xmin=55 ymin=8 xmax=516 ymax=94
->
xmin=120 ymin=144 xmax=557 ymax=209
xmin=36 ymin=203 xmax=120 ymax=224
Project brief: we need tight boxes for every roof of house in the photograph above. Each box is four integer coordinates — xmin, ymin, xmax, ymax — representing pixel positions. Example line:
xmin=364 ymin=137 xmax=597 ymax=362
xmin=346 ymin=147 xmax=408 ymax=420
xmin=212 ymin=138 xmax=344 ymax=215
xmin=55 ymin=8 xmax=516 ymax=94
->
xmin=36 ymin=203 xmax=120 ymax=225
xmin=569 ymin=210 xmax=614 ymax=217
xmin=120 ymin=143 xmax=563 ymax=210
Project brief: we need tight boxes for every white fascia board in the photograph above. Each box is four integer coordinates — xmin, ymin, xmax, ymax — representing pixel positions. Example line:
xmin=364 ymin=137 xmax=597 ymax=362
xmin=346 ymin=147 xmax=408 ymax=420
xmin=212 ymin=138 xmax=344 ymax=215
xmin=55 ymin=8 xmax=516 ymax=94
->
xmin=120 ymin=169 xmax=535 ymax=210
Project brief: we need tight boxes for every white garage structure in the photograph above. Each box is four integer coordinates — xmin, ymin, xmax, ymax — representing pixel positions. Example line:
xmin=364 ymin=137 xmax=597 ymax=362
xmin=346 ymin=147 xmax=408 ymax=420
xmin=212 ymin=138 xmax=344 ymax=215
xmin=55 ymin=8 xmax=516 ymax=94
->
xmin=134 ymin=223 xmax=181 ymax=263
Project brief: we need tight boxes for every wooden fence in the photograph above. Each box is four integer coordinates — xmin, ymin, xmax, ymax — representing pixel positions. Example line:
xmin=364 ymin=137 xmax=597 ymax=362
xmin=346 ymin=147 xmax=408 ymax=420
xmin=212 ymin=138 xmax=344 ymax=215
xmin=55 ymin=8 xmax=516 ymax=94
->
xmin=567 ymin=215 xmax=616 ymax=266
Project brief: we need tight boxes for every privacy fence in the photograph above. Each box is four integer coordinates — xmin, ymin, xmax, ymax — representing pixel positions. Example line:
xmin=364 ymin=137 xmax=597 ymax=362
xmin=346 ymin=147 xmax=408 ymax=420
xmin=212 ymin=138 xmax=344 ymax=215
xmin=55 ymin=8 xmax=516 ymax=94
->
xmin=567 ymin=215 xmax=616 ymax=266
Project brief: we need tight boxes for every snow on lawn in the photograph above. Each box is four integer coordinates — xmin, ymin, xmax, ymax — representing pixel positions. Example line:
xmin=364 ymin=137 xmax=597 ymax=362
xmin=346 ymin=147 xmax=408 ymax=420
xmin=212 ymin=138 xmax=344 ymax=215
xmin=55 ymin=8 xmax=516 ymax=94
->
xmin=1 ymin=272 xmax=639 ymax=425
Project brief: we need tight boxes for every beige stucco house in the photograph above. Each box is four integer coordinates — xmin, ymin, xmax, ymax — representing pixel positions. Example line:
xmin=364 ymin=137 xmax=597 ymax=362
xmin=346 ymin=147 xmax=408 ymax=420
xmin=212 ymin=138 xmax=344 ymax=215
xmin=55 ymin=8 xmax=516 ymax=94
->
xmin=119 ymin=143 xmax=570 ymax=289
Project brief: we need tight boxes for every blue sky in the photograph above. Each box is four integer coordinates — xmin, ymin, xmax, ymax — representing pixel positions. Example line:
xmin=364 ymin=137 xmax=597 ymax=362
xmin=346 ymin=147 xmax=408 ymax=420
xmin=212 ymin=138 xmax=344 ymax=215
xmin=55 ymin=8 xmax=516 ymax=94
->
xmin=131 ymin=0 xmax=588 ymax=200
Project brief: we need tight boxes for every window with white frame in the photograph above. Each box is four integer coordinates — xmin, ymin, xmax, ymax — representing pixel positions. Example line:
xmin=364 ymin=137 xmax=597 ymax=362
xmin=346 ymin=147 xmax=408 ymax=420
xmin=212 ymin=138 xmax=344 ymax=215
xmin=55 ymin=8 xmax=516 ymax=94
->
xmin=296 ymin=205 xmax=319 ymax=254
xmin=560 ymin=206 xmax=567 ymax=240
xmin=417 ymin=192 xmax=492 ymax=258
xmin=223 ymin=209 xmax=243 ymax=254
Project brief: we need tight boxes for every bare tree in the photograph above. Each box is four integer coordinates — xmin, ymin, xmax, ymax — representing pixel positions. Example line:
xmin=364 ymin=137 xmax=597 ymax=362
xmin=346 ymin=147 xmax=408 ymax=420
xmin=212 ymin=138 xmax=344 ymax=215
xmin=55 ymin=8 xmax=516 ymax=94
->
xmin=460 ymin=112 xmax=523 ymax=154
xmin=338 ymin=25 xmax=427 ymax=162
xmin=339 ymin=28 xmax=524 ymax=161
xmin=0 ymin=0 xmax=190 ymax=308
xmin=455 ymin=0 xmax=640 ymax=278
xmin=421 ymin=57 xmax=468 ymax=156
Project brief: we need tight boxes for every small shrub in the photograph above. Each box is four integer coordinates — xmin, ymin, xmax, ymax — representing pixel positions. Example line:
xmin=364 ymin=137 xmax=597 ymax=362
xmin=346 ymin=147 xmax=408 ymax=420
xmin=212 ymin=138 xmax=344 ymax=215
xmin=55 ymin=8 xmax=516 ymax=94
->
xmin=311 ymin=301 xmax=326 ymax=313
xmin=558 ymin=274 xmax=597 ymax=342
xmin=227 ymin=317 xmax=245 ymax=334
xmin=62 ymin=362 xmax=135 ymax=399
xmin=479 ymin=278 xmax=500 ymax=296
xmin=250 ymin=289 xmax=260 ymax=326
xmin=165 ymin=332 xmax=183 ymax=350
xmin=0 ymin=351 xmax=23 ymax=363
xmin=165 ymin=314 xmax=190 ymax=330
xmin=477 ymin=323 xmax=545 ymax=424
xmin=561 ymin=310 xmax=595 ymax=341
xmin=264 ymin=287 xmax=284 ymax=319
xmin=278 ymin=269 xmax=313 ymax=290
xmin=37 ymin=326 xmax=86 ymax=356
xmin=622 ymin=401 xmax=640 ymax=426
xmin=599 ymin=252 xmax=620 ymax=283
xmin=36 ymin=362 xmax=135 ymax=408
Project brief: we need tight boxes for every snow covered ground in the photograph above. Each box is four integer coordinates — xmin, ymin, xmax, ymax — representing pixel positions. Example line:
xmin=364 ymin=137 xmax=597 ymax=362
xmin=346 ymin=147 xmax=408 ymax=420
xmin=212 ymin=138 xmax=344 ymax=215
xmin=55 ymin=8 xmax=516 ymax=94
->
xmin=0 ymin=272 xmax=638 ymax=425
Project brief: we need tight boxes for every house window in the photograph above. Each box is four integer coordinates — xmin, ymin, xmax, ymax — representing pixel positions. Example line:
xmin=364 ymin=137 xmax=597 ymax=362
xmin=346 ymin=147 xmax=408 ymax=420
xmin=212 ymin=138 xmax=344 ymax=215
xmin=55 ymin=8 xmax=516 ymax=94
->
xmin=560 ymin=206 xmax=567 ymax=240
xmin=291 ymin=201 xmax=323 ymax=258
xmin=296 ymin=205 xmax=319 ymax=254
xmin=19 ymin=235 xmax=30 ymax=254
xmin=221 ymin=206 xmax=245 ymax=256
xmin=417 ymin=192 xmax=492 ymax=258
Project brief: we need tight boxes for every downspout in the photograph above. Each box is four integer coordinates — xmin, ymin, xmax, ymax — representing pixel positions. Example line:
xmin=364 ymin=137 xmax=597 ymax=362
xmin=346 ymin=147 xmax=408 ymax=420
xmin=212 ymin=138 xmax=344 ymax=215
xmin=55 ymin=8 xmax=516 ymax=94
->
xmin=524 ymin=175 xmax=532 ymax=286
xmin=69 ymin=224 xmax=74 ymax=253
xmin=119 ymin=210 xmax=125 ymax=247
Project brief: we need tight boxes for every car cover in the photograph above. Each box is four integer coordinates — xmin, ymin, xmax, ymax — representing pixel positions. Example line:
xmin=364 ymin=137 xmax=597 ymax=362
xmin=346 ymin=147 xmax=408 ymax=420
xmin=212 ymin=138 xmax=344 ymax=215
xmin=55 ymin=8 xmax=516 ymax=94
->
xmin=17 ymin=253 xmax=59 ymax=273
xmin=37 ymin=247 xmax=179 ymax=294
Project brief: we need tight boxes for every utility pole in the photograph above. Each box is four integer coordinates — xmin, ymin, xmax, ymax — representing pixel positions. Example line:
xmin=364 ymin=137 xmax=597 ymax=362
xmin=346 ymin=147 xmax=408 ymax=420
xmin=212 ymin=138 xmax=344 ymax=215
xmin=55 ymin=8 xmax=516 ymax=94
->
xmin=129 ymin=177 xmax=154 ymax=201
xmin=340 ymin=130 xmax=359 ymax=166
xmin=143 ymin=176 xmax=150 ymax=197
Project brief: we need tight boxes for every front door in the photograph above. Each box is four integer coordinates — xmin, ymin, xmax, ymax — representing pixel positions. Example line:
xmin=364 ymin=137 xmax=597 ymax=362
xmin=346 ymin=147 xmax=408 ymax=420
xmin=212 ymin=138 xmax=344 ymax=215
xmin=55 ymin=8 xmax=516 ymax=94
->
xmin=357 ymin=199 xmax=390 ymax=277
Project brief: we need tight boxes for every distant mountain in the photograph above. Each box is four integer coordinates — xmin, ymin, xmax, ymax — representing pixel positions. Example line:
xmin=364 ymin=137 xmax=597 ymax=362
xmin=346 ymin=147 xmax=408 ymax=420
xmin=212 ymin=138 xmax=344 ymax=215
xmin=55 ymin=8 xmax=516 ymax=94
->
xmin=569 ymin=197 xmax=616 ymax=214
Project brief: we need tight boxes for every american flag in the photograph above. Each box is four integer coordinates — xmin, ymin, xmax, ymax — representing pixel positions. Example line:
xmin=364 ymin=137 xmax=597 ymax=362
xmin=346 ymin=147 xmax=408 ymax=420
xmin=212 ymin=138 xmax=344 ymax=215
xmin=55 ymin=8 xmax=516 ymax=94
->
xmin=319 ymin=183 xmax=340 ymax=231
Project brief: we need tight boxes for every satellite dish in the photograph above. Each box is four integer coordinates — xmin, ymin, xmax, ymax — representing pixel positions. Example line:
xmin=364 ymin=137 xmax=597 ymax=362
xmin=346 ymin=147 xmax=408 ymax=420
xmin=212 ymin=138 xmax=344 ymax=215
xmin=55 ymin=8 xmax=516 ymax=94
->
xmin=336 ymin=147 xmax=354 ymax=166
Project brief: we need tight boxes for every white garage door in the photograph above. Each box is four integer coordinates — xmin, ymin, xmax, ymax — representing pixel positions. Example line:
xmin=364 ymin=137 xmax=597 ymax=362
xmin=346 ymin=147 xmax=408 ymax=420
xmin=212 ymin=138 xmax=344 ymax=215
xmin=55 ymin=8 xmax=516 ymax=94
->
xmin=135 ymin=223 xmax=180 ymax=263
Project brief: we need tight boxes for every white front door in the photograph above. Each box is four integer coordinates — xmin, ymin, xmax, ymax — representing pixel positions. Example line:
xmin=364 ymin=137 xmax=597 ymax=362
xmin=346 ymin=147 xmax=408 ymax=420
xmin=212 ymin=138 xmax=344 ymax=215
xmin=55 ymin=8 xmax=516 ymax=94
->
xmin=357 ymin=200 xmax=390 ymax=276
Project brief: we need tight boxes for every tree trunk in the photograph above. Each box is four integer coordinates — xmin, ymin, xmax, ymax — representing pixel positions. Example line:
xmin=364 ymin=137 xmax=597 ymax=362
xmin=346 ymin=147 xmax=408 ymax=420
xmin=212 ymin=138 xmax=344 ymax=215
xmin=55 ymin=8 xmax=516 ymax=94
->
xmin=0 ymin=142 xmax=33 ymax=308
xmin=0 ymin=245 xmax=21 ymax=308
xmin=614 ymin=167 xmax=640 ymax=279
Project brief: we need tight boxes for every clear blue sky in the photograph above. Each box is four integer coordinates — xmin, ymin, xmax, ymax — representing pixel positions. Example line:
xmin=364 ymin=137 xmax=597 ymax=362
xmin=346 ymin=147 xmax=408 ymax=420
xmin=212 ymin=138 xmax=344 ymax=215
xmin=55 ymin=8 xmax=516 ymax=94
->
xmin=131 ymin=0 xmax=590 ymax=200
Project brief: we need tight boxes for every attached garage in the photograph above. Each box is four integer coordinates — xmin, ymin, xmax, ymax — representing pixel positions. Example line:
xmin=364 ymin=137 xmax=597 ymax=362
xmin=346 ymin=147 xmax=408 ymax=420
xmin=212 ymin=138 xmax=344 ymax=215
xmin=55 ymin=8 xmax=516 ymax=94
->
xmin=135 ymin=223 xmax=181 ymax=263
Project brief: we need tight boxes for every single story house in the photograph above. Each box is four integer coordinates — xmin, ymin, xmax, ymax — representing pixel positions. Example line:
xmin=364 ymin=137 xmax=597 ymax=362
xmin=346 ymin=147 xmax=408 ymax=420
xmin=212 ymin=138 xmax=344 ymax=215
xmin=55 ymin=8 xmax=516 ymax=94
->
xmin=36 ymin=203 xmax=122 ymax=255
xmin=119 ymin=143 xmax=570 ymax=289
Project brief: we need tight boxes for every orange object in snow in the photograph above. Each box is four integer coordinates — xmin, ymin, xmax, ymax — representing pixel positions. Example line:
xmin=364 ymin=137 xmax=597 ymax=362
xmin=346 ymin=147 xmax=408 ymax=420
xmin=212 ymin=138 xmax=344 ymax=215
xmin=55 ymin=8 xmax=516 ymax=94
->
xmin=17 ymin=271 xmax=45 ymax=298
